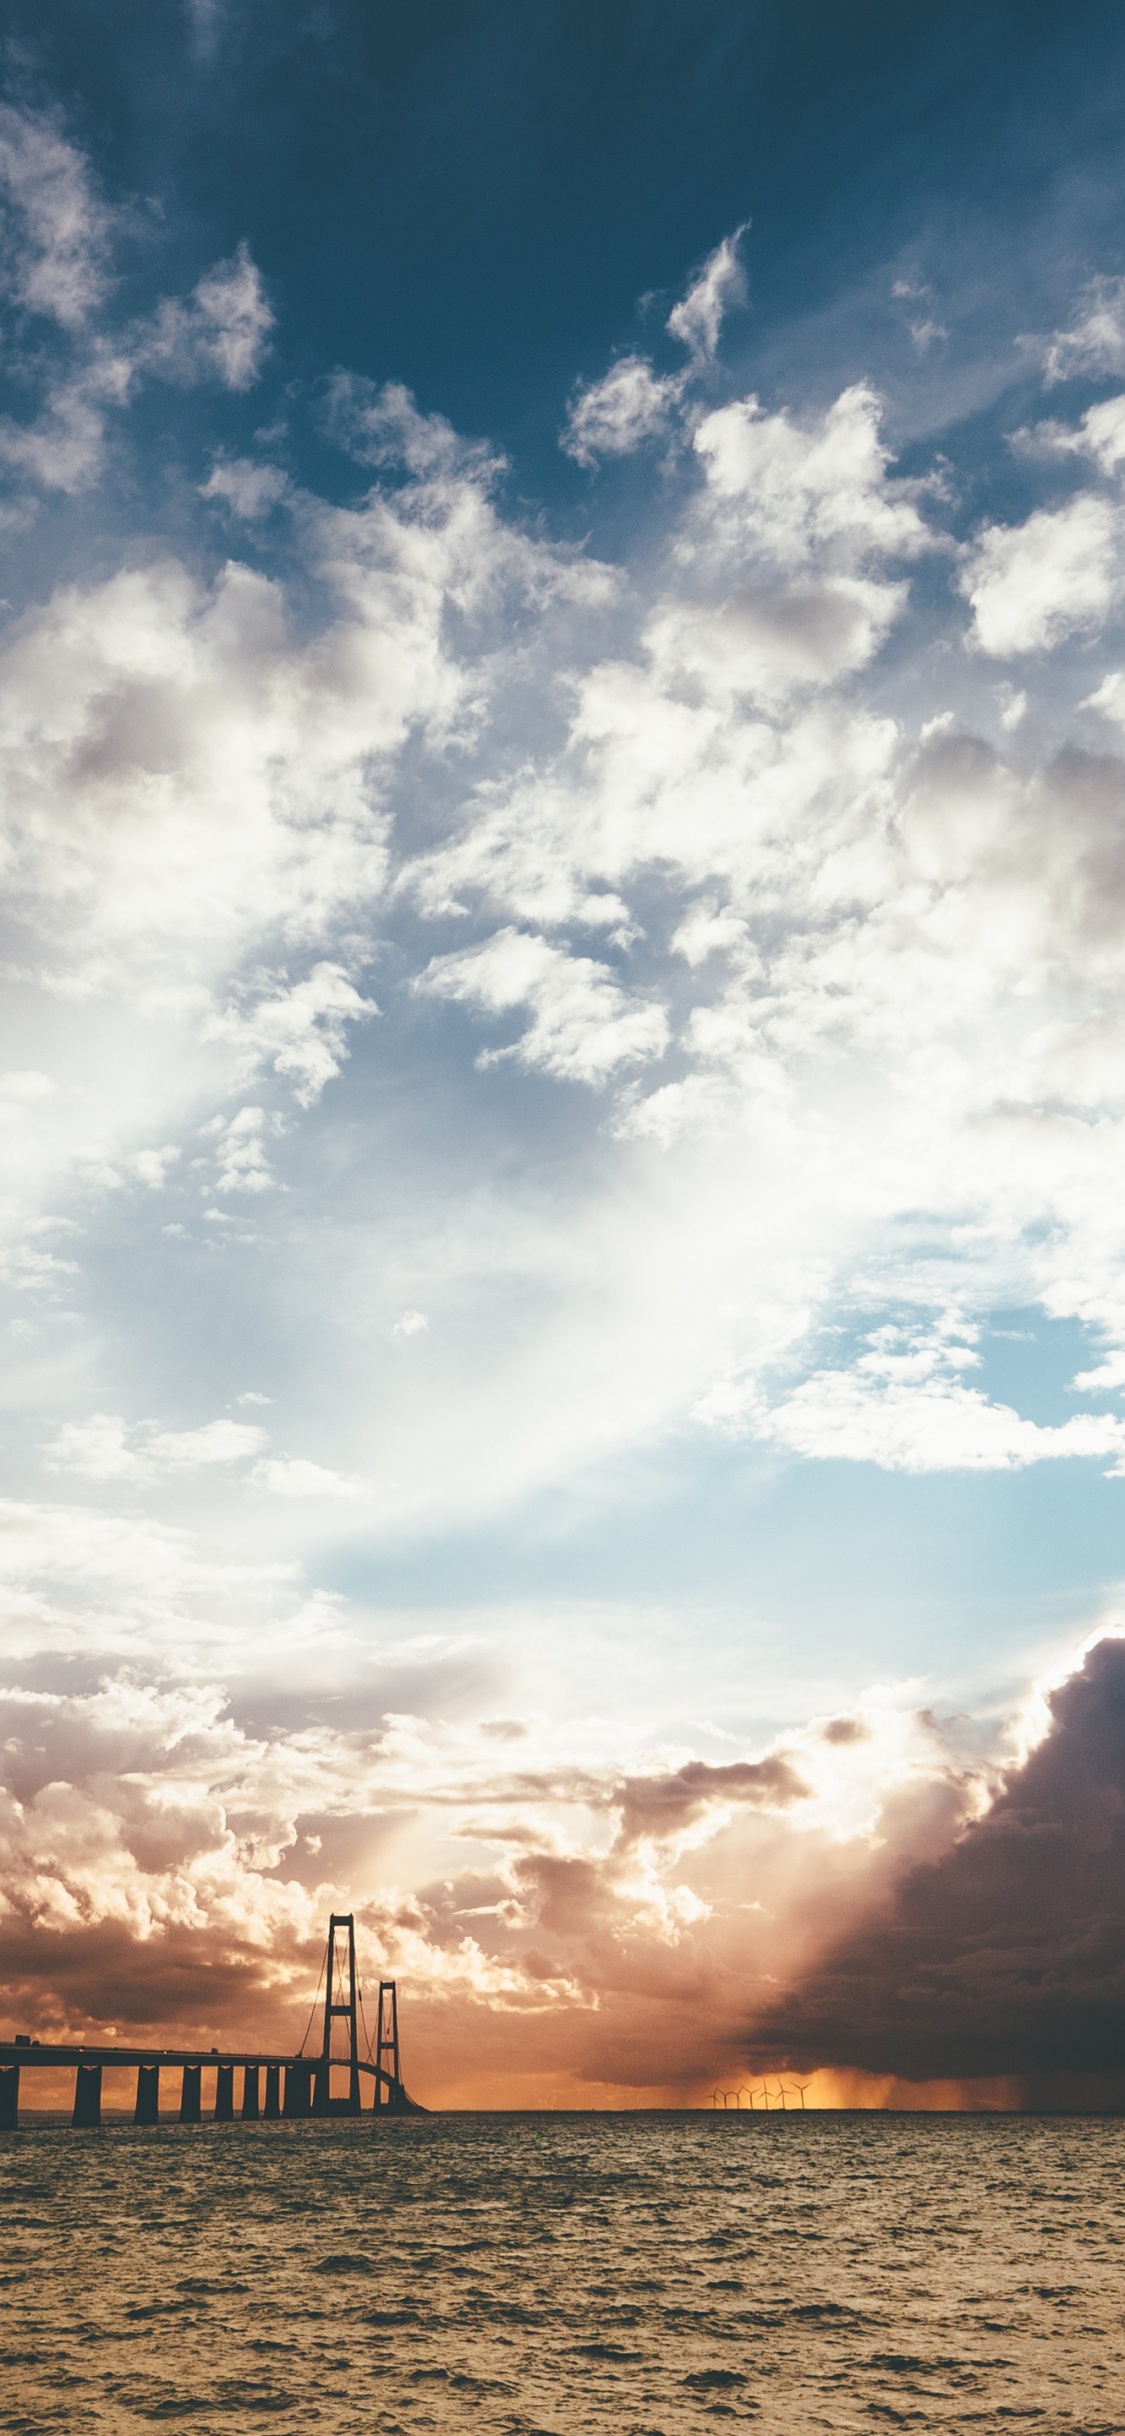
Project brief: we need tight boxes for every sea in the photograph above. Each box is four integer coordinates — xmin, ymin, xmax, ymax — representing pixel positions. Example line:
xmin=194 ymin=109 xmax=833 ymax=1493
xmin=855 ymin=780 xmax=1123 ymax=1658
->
xmin=2 ymin=2112 xmax=1123 ymax=2434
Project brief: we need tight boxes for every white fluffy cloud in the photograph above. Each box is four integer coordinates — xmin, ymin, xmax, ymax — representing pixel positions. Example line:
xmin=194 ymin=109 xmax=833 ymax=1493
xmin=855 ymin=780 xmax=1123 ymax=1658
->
xmin=10 ymin=309 xmax=1125 ymax=1529
xmin=711 ymin=1317 xmax=1125 ymax=1474
xmin=419 ymin=929 xmax=669 ymax=1083
xmin=561 ymin=355 xmax=685 ymax=466
xmin=960 ymin=386 xmax=1125 ymax=656
xmin=1041 ymin=275 xmax=1125 ymax=385
xmin=962 ymin=493 xmax=1120 ymax=654
xmin=204 ymin=966 xmax=379 ymax=1106
xmin=380 ymin=344 xmax=1125 ymax=1511
xmin=43 ymin=1413 xmax=268 ymax=1483
xmin=690 ymin=382 xmax=931 ymax=569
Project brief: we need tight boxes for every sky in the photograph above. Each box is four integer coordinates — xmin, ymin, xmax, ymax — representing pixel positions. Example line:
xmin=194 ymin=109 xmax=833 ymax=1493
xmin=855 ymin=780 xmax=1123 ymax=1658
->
xmin=4 ymin=0 xmax=1125 ymax=2107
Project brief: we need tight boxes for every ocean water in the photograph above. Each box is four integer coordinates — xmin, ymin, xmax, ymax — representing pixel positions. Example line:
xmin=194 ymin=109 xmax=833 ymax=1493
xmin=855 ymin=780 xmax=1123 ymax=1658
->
xmin=1 ymin=2113 xmax=1123 ymax=2433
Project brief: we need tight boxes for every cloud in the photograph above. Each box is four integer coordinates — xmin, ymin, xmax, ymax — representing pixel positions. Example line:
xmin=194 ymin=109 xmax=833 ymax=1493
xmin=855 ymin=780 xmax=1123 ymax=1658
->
xmin=1071 ymin=1349 xmax=1125 ymax=1392
xmin=0 ymin=1642 xmax=968 ymax=2095
xmin=1019 ymin=393 xmax=1125 ymax=478
xmin=720 ymin=1315 xmax=1125 ymax=1474
xmin=666 ymin=226 xmax=748 ymax=364
xmin=0 ymin=495 xmax=458 ymax=1008
xmin=208 ymin=1106 xmax=277 ymax=1196
xmin=43 ymin=1413 xmax=267 ymax=1484
xmin=39 ymin=1419 xmax=358 ymax=1506
xmin=0 ymin=555 xmax=380 ymax=985
xmin=890 ymin=276 xmax=947 ymax=354
xmin=1041 ymin=275 xmax=1125 ymax=384
xmin=418 ymin=929 xmax=669 ymax=1084
xmin=402 ymin=385 xmax=924 ymax=960
xmin=136 ymin=242 xmax=273 ymax=391
xmin=0 ymin=104 xmax=111 ymax=328
xmin=324 ymin=374 xmax=500 ymax=482
xmin=0 ymin=105 xmax=272 ymax=512
xmin=200 ymin=456 xmax=290 ymax=518
xmin=558 ymin=223 xmax=750 ymax=466
xmin=755 ymin=1636 xmax=1125 ymax=2086
xmin=126 ymin=1143 xmax=180 ymax=1189
xmin=4 ymin=349 xmax=1125 ymax=1548
xmin=613 ymin=1754 xmax=810 ymax=1848
xmin=0 ymin=365 xmax=122 ymax=495
xmin=15 ymin=196 xmax=1125 ymax=2103
xmin=966 ymin=386 xmax=1125 ymax=659
xmin=204 ymin=966 xmax=379 ymax=1105
xmin=0 ymin=1491 xmax=310 ymax=1676
xmin=0 ymin=131 xmax=272 ymax=501
xmin=248 ymin=1458 xmax=360 ymax=1498
xmin=149 ymin=1420 xmax=269 ymax=1472
xmin=961 ymin=493 xmax=1120 ymax=654
xmin=690 ymin=383 xmax=932 ymax=571
xmin=561 ymin=355 xmax=685 ymax=466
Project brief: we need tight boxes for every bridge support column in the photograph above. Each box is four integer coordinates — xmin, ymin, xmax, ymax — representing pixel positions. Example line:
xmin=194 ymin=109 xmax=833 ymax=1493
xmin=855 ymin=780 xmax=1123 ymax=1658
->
xmin=0 ymin=2065 xmax=18 ymax=2129
xmin=263 ymin=2063 xmax=280 ymax=2119
xmin=318 ymin=1915 xmax=364 ymax=2115
xmin=242 ymin=2065 xmax=260 ymax=2120
xmin=283 ymin=2062 xmax=312 ymax=2117
xmin=374 ymin=1982 xmax=401 ymax=2107
xmin=72 ymin=2064 xmax=101 ymax=2128
xmin=214 ymin=2063 xmax=234 ymax=2121
xmin=134 ymin=2064 xmax=159 ymax=2124
xmin=179 ymin=2063 xmax=201 ymax=2124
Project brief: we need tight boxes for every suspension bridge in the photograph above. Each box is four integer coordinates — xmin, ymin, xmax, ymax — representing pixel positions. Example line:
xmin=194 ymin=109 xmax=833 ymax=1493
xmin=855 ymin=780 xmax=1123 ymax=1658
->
xmin=0 ymin=1914 xmax=425 ymax=2128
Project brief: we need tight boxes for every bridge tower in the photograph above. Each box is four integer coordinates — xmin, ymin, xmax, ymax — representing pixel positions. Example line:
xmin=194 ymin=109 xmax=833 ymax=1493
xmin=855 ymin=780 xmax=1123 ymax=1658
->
xmin=314 ymin=1912 xmax=361 ymax=2115
xmin=374 ymin=1978 xmax=402 ymax=2109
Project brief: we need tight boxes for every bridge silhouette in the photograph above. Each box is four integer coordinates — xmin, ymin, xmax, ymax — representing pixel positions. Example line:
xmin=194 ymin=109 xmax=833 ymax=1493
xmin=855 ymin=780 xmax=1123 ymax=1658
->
xmin=0 ymin=1913 xmax=424 ymax=2127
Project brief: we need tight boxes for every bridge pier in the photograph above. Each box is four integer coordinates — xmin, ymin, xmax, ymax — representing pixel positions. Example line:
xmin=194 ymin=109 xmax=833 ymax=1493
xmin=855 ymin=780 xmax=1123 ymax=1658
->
xmin=0 ymin=2065 xmax=18 ymax=2129
xmin=242 ymin=2064 xmax=259 ymax=2119
xmin=283 ymin=2061 xmax=312 ymax=2117
xmin=179 ymin=2063 xmax=201 ymax=2124
xmin=134 ymin=2063 xmax=159 ymax=2124
xmin=72 ymin=2064 xmax=101 ymax=2128
xmin=214 ymin=2063 xmax=234 ymax=2121
xmin=263 ymin=2063 xmax=280 ymax=2119
xmin=312 ymin=2061 xmax=362 ymax=2115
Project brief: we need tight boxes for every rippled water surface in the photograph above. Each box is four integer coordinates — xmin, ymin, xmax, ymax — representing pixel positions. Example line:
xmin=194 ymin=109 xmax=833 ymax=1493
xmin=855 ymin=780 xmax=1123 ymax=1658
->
xmin=2 ymin=2113 xmax=1124 ymax=2432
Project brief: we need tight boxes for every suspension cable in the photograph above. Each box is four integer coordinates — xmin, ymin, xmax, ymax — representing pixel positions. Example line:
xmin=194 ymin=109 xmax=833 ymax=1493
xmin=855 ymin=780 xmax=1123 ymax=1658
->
xmin=295 ymin=1930 xmax=328 ymax=2057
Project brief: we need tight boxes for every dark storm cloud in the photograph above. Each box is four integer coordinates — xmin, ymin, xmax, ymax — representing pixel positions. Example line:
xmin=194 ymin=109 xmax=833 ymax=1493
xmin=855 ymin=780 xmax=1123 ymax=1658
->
xmin=614 ymin=1755 xmax=810 ymax=1845
xmin=757 ymin=1636 xmax=1125 ymax=2081
xmin=0 ymin=1916 xmax=306 ymax=2043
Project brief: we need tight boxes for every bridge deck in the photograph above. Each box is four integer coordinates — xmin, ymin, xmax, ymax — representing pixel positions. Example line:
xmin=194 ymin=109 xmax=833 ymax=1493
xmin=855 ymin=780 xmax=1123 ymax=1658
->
xmin=0 ymin=2044 xmax=385 ymax=2072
